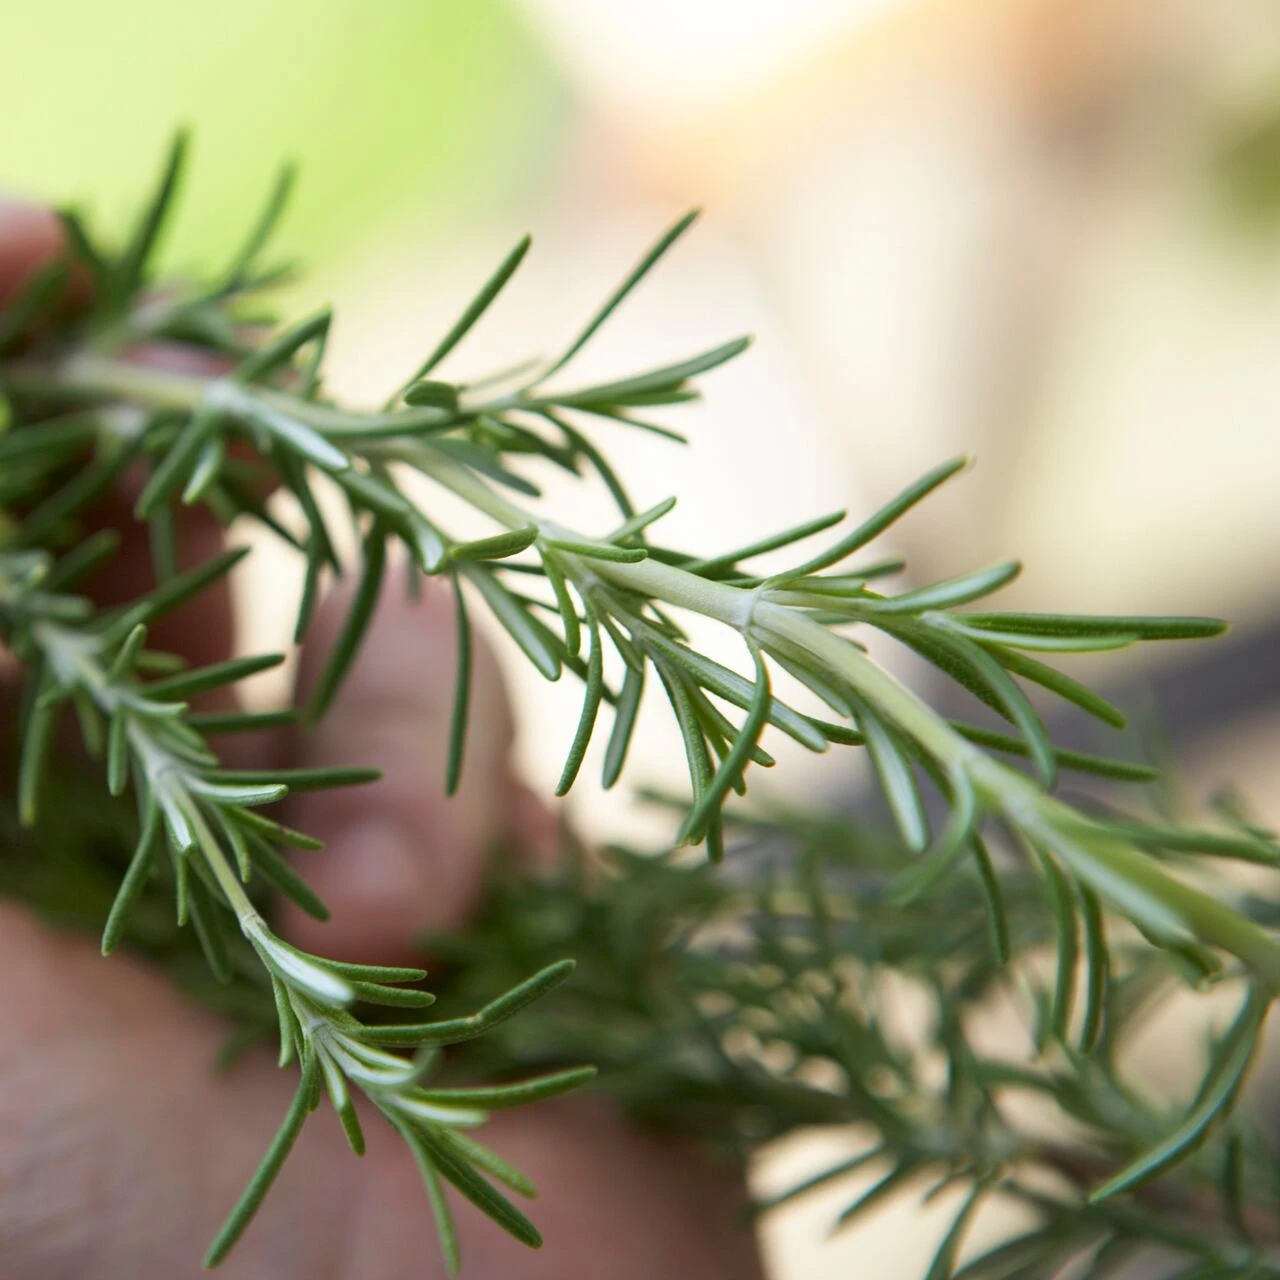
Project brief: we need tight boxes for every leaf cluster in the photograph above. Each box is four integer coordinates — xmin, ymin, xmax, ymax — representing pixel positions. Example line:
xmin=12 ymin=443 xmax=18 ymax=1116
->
xmin=433 ymin=801 xmax=1280 ymax=1279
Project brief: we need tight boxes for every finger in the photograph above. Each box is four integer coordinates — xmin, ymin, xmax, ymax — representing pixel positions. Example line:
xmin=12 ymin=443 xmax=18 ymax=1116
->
xmin=332 ymin=1097 xmax=764 ymax=1280
xmin=0 ymin=200 xmax=64 ymax=304
xmin=277 ymin=564 xmax=524 ymax=964
xmin=0 ymin=902 xmax=361 ymax=1280
xmin=0 ymin=901 xmax=761 ymax=1280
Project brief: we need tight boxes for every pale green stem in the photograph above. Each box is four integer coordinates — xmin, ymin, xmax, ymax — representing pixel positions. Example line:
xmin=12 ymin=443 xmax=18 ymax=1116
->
xmin=32 ymin=615 xmax=264 ymax=924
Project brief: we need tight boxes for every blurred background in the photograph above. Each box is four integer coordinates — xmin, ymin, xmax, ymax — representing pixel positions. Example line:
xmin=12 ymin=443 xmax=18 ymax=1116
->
xmin=4 ymin=0 xmax=1280 ymax=1274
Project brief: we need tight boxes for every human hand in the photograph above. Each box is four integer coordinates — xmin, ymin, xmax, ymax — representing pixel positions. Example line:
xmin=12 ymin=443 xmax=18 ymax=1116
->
xmin=0 ymin=201 xmax=765 ymax=1280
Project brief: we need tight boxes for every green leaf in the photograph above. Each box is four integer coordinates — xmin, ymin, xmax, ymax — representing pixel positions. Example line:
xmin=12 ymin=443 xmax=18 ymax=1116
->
xmin=188 ymin=708 xmax=299 ymax=736
xmin=890 ymin=767 xmax=977 ymax=905
xmin=182 ymin=435 xmax=226 ymax=506
xmin=203 ymin=1051 xmax=317 ymax=1268
xmin=958 ymin=612 xmax=1227 ymax=641
xmin=413 ymin=1066 xmax=597 ymax=1111
xmin=191 ymin=778 xmax=289 ymax=807
xmin=226 ymin=807 xmax=323 ymax=852
xmin=106 ymin=547 xmax=249 ymax=641
xmin=948 ymin=722 xmax=1156 ymax=783
xmin=114 ymin=130 xmax=188 ymax=305
xmin=348 ymin=980 xmax=436 ymax=1009
xmin=279 ymin=454 xmax=339 ymax=570
xmin=1093 ymin=822 xmax=1280 ymax=866
xmin=541 ymin=555 xmax=581 ymax=657
xmin=21 ymin=446 xmax=138 ymax=544
xmin=102 ymin=804 xmax=161 ymax=955
xmin=323 ymin=958 xmax=427 ymax=982
xmin=1090 ymin=987 xmax=1268 ymax=1201
xmin=449 ymin=525 xmax=538 ymax=563
xmin=551 ymin=336 xmax=750 ymax=409
xmin=465 ymin=567 xmax=562 ymax=681
xmin=785 ymin=457 xmax=967 ymax=579
xmin=148 ymin=652 xmax=284 ymax=700
xmin=867 ymin=561 xmax=1020 ymax=614
xmin=0 ymin=413 xmax=100 ymax=464
xmin=320 ymin=1052 xmax=366 ymax=1157
xmin=754 ymin=1147 xmax=887 ymax=1214
xmin=412 ymin=1126 xmax=542 ymax=1249
xmin=44 ymin=530 xmax=120 ymax=591
xmin=834 ymin=1161 xmax=921 ymax=1230
xmin=556 ymin=610 xmax=604 ymax=795
xmin=657 ymin=663 xmax=720 ymax=857
xmin=18 ymin=684 xmax=58 ymax=827
xmin=294 ymin=542 xmax=325 ymax=646
xmin=248 ymin=836 xmax=331 ymax=922
xmin=308 ymin=523 xmax=387 ymax=719
xmin=941 ymin=634 xmax=1056 ymax=787
xmin=545 ymin=412 xmax=635 ymax=517
xmin=147 ymin=502 xmax=178 ymax=583
xmin=106 ymin=710 xmax=130 ymax=796
xmin=608 ymin=495 xmax=677 ymax=542
xmin=923 ymin=1180 xmax=990 ymax=1280
xmin=602 ymin=663 xmax=644 ymax=790
xmin=220 ymin=162 xmax=296 ymax=291
xmin=635 ymin=624 xmax=828 ymax=752
xmin=436 ymin=1130 xmax=534 ymax=1200
xmin=679 ymin=643 xmax=771 ymax=844
xmin=972 ymin=834 xmax=1011 ymax=964
xmin=394 ymin=1123 xmax=460 ymax=1275
xmin=271 ymin=977 xmax=298 ymax=1068
xmin=540 ymin=210 xmax=699 ymax=380
xmin=0 ymin=258 xmax=70 ymax=354
xmin=445 ymin=574 xmax=472 ymax=796
xmin=406 ymin=234 xmax=531 ymax=385
xmin=855 ymin=699 xmax=929 ymax=853
xmin=211 ymin=765 xmax=380 ymax=791
xmin=232 ymin=392 xmax=350 ymax=472
xmin=941 ymin=619 xmax=1137 ymax=655
xmin=188 ymin=876 xmax=234 ymax=984
xmin=543 ymin=536 xmax=648 ymax=564
xmin=403 ymin=379 xmax=460 ymax=411
xmin=1035 ymin=849 xmax=1078 ymax=1046
xmin=763 ymin=633 xmax=855 ymax=718
xmin=57 ymin=208 xmax=110 ymax=294
xmin=1078 ymin=885 xmax=1108 ymax=1053
xmin=135 ymin=403 xmax=222 ymax=518
xmin=359 ymin=960 xmax=576 ymax=1047
xmin=990 ymin=646 xmax=1127 ymax=729
xmin=238 ymin=309 xmax=332 ymax=384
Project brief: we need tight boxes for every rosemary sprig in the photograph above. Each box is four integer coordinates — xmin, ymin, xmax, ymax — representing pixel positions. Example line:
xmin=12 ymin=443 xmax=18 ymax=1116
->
xmin=3 ymin=135 xmax=1279 ymax=1273
xmin=0 ymin=544 xmax=590 ymax=1271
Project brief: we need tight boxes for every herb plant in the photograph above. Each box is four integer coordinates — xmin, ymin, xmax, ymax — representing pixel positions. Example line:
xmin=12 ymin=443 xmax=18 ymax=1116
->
xmin=2 ymin=136 xmax=1278 ymax=1277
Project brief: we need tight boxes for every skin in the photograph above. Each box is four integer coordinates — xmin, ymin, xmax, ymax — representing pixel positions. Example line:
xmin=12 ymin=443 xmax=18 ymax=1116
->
xmin=0 ymin=201 xmax=766 ymax=1280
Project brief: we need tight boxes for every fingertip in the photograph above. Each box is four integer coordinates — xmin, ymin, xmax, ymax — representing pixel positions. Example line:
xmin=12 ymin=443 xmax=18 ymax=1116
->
xmin=0 ymin=200 xmax=65 ymax=305
xmin=278 ymin=571 xmax=518 ymax=963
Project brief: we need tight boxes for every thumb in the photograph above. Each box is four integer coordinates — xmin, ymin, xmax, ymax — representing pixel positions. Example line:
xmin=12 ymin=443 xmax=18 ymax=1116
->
xmin=276 ymin=567 xmax=522 ymax=964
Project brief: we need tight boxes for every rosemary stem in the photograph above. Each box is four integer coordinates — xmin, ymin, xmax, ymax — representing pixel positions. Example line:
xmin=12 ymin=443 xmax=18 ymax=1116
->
xmin=30 ymin=615 xmax=264 ymax=927
xmin=15 ymin=352 xmax=1280 ymax=987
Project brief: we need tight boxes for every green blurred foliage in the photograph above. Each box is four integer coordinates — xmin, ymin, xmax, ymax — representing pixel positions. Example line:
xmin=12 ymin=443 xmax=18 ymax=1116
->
xmin=1214 ymin=94 xmax=1280 ymax=230
xmin=0 ymin=0 xmax=565 ymax=274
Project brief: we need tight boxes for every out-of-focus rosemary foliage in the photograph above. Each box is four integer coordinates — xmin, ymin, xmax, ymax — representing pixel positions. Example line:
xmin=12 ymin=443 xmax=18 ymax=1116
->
xmin=2 ymin=135 xmax=1280 ymax=1275
xmin=432 ymin=798 xmax=1280 ymax=1278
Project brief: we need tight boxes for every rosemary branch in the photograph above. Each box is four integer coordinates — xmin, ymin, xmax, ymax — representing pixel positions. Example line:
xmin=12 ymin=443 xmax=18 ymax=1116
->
xmin=4 ymin=138 xmax=1279 ymax=1275
xmin=13 ymin=347 xmax=1280 ymax=988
